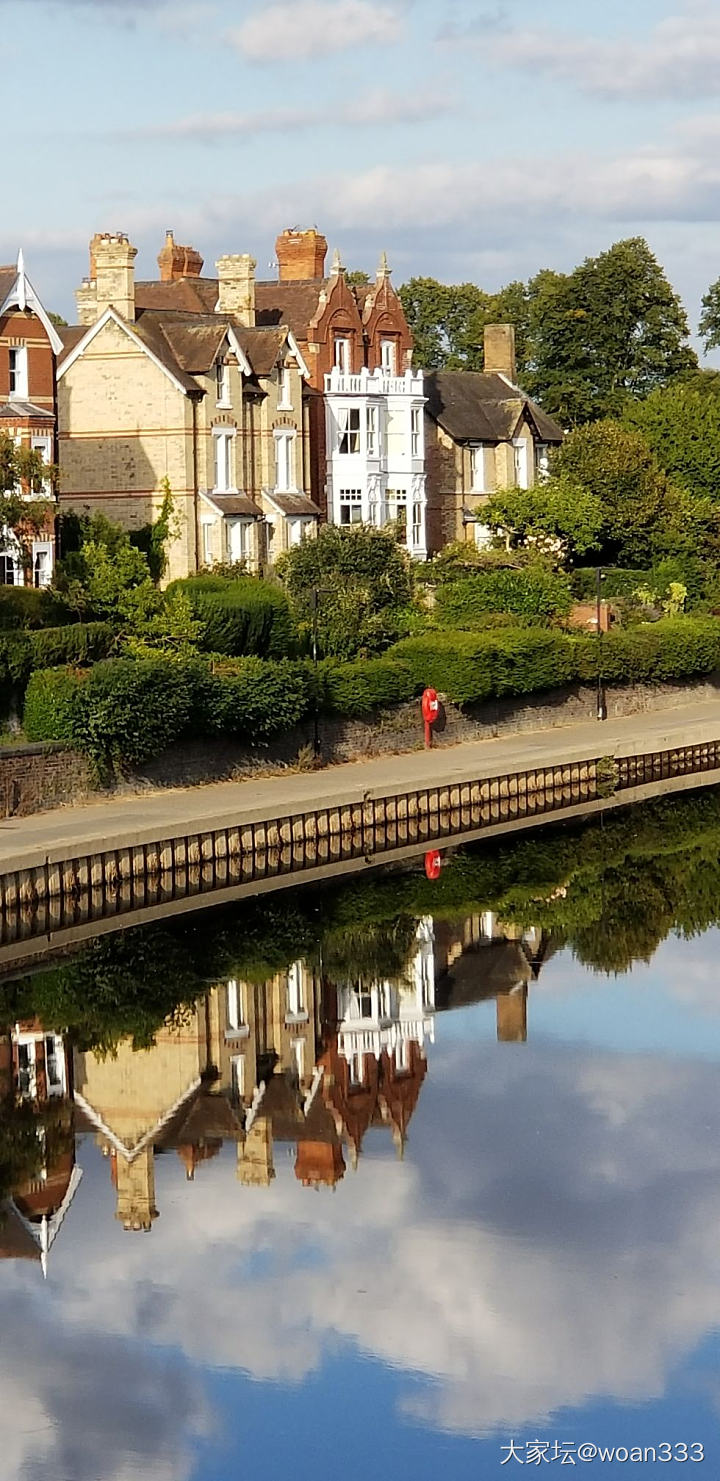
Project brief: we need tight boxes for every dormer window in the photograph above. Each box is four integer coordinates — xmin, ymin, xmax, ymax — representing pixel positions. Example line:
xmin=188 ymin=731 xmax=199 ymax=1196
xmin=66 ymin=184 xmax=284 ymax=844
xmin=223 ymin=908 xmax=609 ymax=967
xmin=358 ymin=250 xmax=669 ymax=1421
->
xmin=380 ymin=339 xmax=396 ymax=374
xmin=216 ymin=360 xmax=231 ymax=407
xmin=8 ymin=347 xmax=28 ymax=400
xmin=334 ymin=336 xmax=351 ymax=374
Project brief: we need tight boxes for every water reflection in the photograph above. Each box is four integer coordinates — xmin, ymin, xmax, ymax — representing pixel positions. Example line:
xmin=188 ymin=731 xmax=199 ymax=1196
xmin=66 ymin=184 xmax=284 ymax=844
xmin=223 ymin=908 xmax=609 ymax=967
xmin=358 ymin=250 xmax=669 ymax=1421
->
xmin=3 ymin=791 xmax=720 ymax=1479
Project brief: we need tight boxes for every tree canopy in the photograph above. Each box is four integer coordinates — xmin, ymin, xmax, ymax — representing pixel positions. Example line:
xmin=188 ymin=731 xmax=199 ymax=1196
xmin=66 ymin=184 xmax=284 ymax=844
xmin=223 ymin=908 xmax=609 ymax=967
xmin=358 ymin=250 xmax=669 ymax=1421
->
xmin=622 ymin=379 xmax=720 ymax=503
xmin=400 ymin=238 xmax=696 ymax=425
xmin=276 ymin=523 xmax=414 ymax=660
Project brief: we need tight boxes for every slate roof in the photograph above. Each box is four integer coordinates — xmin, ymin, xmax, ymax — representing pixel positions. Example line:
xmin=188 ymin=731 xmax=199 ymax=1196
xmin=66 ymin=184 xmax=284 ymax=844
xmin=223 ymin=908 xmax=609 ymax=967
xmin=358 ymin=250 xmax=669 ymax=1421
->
xmin=265 ymin=491 xmax=321 ymax=517
xmin=0 ymin=400 xmax=54 ymax=422
xmin=425 ymin=371 xmax=564 ymax=445
xmin=134 ymin=277 xmax=218 ymax=315
xmin=255 ymin=279 xmax=326 ymax=340
xmin=203 ymin=492 xmax=262 ymax=518
xmin=0 ymin=267 xmax=17 ymax=306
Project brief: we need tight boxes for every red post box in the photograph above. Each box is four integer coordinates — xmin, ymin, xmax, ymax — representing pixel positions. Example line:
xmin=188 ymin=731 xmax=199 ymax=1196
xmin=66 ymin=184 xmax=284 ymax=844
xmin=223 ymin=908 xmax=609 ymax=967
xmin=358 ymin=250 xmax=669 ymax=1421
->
xmin=425 ymin=849 xmax=443 ymax=881
xmin=421 ymin=688 xmax=440 ymax=749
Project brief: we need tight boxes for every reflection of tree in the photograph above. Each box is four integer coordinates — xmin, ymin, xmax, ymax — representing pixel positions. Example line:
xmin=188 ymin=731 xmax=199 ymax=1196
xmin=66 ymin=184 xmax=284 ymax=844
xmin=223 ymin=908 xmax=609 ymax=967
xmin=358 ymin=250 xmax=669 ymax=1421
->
xmin=0 ymin=1099 xmax=72 ymax=1207
xmin=318 ymin=917 xmax=420 ymax=985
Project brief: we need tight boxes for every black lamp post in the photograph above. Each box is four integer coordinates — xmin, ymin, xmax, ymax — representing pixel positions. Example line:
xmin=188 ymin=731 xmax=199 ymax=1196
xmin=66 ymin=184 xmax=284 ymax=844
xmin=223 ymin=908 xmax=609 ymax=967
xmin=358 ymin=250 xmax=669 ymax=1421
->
xmin=596 ymin=567 xmax=606 ymax=722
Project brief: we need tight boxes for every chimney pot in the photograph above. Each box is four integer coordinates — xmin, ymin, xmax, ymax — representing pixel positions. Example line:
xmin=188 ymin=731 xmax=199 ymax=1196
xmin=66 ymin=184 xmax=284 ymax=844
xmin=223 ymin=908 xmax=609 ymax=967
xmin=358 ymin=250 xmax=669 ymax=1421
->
xmin=275 ymin=228 xmax=328 ymax=282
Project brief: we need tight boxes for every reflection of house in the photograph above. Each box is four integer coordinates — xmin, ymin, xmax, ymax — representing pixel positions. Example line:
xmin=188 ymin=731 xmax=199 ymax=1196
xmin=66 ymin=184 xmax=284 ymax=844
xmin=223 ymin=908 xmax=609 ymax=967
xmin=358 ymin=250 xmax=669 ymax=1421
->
xmin=0 ymin=251 xmax=59 ymax=586
xmin=0 ymin=1022 xmax=80 ymax=1274
xmin=424 ymin=326 xmax=564 ymax=552
xmin=434 ymin=913 xmax=554 ymax=1043
xmin=58 ymin=231 xmax=318 ymax=580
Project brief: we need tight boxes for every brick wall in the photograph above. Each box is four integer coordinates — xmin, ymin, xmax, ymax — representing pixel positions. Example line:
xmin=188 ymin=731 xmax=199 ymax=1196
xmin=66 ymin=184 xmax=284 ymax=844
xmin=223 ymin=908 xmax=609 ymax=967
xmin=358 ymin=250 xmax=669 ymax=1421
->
xmin=0 ymin=744 xmax=94 ymax=818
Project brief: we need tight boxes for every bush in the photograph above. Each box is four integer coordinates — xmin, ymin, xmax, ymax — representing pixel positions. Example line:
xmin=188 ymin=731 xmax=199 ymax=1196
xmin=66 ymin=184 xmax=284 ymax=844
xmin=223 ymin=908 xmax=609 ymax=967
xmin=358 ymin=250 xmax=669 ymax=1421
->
xmin=169 ymin=576 xmax=295 ymax=658
xmin=0 ymin=622 xmax=114 ymax=691
xmin=572 ymin=559 xmax=708 ymax=607
xmin=24 ymin=668 xmax=89 ymax=744
xmin=436 ymin=568 xmax=573 ymax=627
xmin=391 ymin=629 xmax=577 ymax=705
xmin=573 ymin=617 xmax=720 ymax=685
xmin=323 ymin=657 xmax=416 ymax=717
xmin=277 ymin=524 xmax=414 ymax=660
xmin=206 ymin=658 xmax=314 ymax=737
xmin=0 ymin=587 xmax=69 ymax=630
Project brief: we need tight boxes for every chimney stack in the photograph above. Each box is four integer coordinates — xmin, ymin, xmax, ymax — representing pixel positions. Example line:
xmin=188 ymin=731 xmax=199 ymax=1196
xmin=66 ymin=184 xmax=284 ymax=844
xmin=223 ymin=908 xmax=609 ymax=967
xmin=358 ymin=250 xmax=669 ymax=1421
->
xmin=275 ymin=228 xmax=328 ymax=282
xmin=158 ymin=230 xmax=204 ymax=282
xmin=82 ymin=232 xmax=138 ymax=323
xmin=215 ymin=254 xmax=256 ymax=325
xmin=484 ymin=323 xmax=517 ymax=383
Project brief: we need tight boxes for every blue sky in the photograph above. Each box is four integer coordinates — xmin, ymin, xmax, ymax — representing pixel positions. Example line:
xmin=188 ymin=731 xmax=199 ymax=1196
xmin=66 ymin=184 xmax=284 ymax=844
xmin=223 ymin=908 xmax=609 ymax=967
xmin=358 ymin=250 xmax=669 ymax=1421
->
xmin=7 ymin=0 xmax=720 ymax=331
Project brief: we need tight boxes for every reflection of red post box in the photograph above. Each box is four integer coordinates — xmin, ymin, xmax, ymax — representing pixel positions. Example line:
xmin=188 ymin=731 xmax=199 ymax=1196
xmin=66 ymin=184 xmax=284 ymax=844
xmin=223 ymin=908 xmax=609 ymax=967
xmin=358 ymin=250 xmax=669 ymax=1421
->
xmin=422 ymin=688 xmax=440 ymax=749
xmin=425 ymin=850 xmax=443 ymax=881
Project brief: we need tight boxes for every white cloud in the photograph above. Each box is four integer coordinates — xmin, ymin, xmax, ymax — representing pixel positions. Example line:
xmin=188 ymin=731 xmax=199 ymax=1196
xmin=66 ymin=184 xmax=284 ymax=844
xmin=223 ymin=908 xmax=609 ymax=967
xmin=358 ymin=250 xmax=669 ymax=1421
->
xmin=476 ymin=1 xmax=720 ymax=102
xmin=131 ymin=88 xmax=456 ymax=142
xmin=230 ymin=0 xmax=403 ymax=62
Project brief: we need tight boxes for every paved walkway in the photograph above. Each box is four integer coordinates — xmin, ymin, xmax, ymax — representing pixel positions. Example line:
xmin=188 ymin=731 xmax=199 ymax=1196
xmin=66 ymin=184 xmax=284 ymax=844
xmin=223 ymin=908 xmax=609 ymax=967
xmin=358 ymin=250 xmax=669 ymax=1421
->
xmin=2 ymin=700 xmax=720 ymax=873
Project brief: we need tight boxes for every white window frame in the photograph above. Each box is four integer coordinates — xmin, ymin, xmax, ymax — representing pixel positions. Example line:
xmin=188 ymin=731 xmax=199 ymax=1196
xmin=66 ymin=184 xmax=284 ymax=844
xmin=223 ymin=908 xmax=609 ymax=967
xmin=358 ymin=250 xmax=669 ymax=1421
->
xmin=513 ymin=438 xmax=530 ymax=491
xmin=536 ymin=443 xmax=551 ymax=482
xmin=226 ymin=517 xmax=249 ymax=565
xmin=380 ymin=339 xmax=396 ymax=374
xmin=231 ymin=1054 xmax=246 ymax=1100
xmin=286 ymin=961 xmax=307 ymax=1021
xmin=30 ymin=434 xmax=53 ymax=495
xmin=213 ymin=428 xmax=235 ymax=494
xmin=338 ymin=406 xmax=361 ymax=455
xmin=8 ymin=346 xmax=28 ymax=400
xmin=470 ymin=445 xmax=488 ymax=493
xmin=0 ymin=550 xmax=20 ymax=586
xmin=473 ymin=522 xmax=493 ymax=551
xmin=411 ymin=407 xmax=422 ymax=458
xmin=277 ymin=363 xmax=292 ymax=410
xmin=32 ymin=541 xmax=53 ymax=589
xmin=366 ymin=405 xmax=379 ymax=457
xmin=412 ymin=499 xmax=423 ymax=551
xmin=288 ymin=517 xmax=306 ymax=548
xmin=274 ymin=429 xmax=296 ymax=492
xmin=334 ymin=336 xmax=351 ymax=374
xmin=216 ymin=361 xmax=231 ymax=408
xmin=385 ymin=487 xmax=408 ymax=540
xmin=338 ymin=489 xmax=363 ymax=525
xmin=201 ymin=519 xmax=214 ymax=566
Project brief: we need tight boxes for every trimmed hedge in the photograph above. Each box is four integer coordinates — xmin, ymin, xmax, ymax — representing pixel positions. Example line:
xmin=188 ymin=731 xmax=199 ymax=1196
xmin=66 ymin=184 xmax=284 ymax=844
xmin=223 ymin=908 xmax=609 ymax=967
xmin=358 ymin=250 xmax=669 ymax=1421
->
xmin=389 ymin=629 xmax=577 ymax=705
xmin=169 ymin=576 xmax=296 ymax=658
xmin=0 ymin=623 xmax=114 ymax=690
xmin=24 ymin=668 xmax=88 ymax=744
xmin=0 ymin=587 xmax=72 ymax=631
xmin=322 ymin=656 xmax=416 ymax=717
xmin=436 ymin=568 xmax=573 ymax=627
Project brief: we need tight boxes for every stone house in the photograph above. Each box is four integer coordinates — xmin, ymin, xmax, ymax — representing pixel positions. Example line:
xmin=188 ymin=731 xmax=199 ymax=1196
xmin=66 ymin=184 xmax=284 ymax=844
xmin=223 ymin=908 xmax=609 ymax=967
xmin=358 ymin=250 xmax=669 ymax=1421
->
xmin=57 ymin=232 xmax=319 ymax=581
xmin=255 ymin=229 xmax=428 ymax=557
xmin=424 ymin=325 xmax=564 ymax=552
xmin=0 ymin=252 xmax=61 ymax=586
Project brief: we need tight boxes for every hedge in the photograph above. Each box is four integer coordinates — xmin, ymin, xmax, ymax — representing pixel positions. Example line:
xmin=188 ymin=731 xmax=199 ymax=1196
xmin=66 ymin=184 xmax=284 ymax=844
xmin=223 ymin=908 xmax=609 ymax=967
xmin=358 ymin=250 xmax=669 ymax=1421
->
xmin=436 ymin=568 xmax=573 ymax=627
xmin=169 ymin=576 xmax=296 ymax=658
xmin=0 ymin=623 xmax=114 ymax=690
xmin=571 ymin=560 xmax=709 ymax=606
xmin=388 ymin=629 xmax=577 ymax=705
xmin=321 ymin=656 xmax=416 ymax=717
xmin=0 ymin=587 xmax=72 ymax=631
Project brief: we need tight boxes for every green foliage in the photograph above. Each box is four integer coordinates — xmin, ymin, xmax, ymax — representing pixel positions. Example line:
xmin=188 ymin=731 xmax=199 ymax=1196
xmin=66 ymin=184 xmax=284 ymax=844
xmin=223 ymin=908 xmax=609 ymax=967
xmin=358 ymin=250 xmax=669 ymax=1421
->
xmin=322 ymin=656 xmax=416 ymax=717
xmin=552 ymin=420 xmax=680 ymax=566
xmin=699 ymin=277 xmax=720 ymax=353
xmin=129 ymin=480 xmax=179 ymax=582
xmin=205 ymin=658 xmax=314 ymax=737
xmin=169 ymin=575 xmax=296 ymax=657
xmin=390 ymin=628 xmax=577 ymax=704
xmin=623 ymin=382 xmax=720 ymax=502
xmin=277 ymin=524 xmax=414 ymax=660
xmin=573 ymin=617 xmax=720 ymax=686
xmin=424 ymin=542 xmax=525 ymax=585
xmin=484 ymin=477 xmax=604 ymax=565
xmin=24 ymin=666 xmax=88 ymax=743
xmin=0 ymin=623 xmax=113 ymax=700
xmin=435 ymin=567 xmax=573 ymax=626
xmin=0 ymin=586 xmax=69 ymax=631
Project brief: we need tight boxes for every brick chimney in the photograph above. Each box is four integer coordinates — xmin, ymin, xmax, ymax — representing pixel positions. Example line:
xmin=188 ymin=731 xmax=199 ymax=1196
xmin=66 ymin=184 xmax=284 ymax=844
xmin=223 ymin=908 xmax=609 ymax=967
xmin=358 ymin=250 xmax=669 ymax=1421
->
xmin=216 ymin=254 xmax=256 ymax=325
xmin=158 ymin=230 xmax=204 ymax=282
xmin=88 ymin=232 xmax=138 ymax=323
xmin=484 ymin=323 xmax=517 ymax=383
xmin=276 ymin=228 xmax=328 ymax=282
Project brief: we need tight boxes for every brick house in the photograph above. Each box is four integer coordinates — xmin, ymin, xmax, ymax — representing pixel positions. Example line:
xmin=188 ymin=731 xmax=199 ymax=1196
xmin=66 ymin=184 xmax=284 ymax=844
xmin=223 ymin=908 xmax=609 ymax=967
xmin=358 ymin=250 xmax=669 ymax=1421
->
xmin=255 ymin=229 xmax=428 ymax=556
xmin=57 ymin=232 xmax=319 ymax=581
xmin=0 ymin=252 xmax=61 ymax=586
xmin=424 ymin=325 xmax=564 ymax=552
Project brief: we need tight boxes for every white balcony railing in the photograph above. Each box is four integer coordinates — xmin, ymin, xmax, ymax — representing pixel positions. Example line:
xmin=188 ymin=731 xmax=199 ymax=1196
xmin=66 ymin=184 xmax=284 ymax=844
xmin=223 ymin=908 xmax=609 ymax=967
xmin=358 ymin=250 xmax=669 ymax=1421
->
xmin=325 ymin=367 xmax=425 ymax=398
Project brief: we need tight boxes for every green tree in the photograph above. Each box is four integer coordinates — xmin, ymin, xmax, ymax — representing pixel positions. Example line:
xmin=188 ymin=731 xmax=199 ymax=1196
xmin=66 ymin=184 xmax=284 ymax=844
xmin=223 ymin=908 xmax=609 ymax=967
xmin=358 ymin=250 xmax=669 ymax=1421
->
xmin=552 ymin=420 xmax=681 ymax=565
xmin=699 ymin=277 xmax=720 ymax=352
xmin=398 ymin=277 xmax=488 ymax=369
xmin=276 ymin=524 xmax=414 ymax=660
xmin=622 ymin=380 xmax=720 ymax=501
xmin=484 ymin=477 xmax=604 ymax=566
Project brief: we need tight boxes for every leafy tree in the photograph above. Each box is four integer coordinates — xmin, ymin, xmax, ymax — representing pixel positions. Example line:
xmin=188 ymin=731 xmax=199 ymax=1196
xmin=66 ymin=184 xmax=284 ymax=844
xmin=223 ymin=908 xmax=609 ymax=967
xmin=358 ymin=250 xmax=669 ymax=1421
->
xmin=345 ymin=269 xmax=371 ymax=289
xmin=277 ymin=524 xmax=414 ymax=659
xmin=622 ymin=380 xmax=720 ymax=502
xmin=699 ymin=277 xmax=720 ymax=353
xmin=484 ymin=477 xmax=604 ymax=566
xmin=48 ymin=311 xmax=68 ymax=329
xmin=552 ymin=420 xmax=681 ymax=565
xmin=399 ymin=277 xmax=488 ymax=369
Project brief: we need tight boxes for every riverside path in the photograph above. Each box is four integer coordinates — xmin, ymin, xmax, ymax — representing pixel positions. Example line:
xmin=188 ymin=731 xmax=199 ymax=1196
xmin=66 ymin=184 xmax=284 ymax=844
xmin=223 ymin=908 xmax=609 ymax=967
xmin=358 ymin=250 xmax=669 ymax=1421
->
xmin=2 ymin=699 xmax=720 ymax=877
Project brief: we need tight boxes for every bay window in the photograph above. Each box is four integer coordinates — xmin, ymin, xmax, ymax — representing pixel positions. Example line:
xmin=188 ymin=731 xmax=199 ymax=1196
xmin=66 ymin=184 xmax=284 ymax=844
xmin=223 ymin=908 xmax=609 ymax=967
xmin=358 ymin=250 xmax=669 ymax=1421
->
xmin=366 ymin=405 xmax=379 ymax=457
xmin=339 ymin=489 xmax=363 ymax=525
xmin=338 ymin=406 xmax=361 ymax=454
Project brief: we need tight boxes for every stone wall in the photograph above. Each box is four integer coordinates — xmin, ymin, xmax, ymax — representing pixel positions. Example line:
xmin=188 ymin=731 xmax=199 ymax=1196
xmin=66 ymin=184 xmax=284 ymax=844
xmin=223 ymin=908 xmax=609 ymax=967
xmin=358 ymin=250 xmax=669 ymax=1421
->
xmin=3 ymin=672 xmax=720 ymax=816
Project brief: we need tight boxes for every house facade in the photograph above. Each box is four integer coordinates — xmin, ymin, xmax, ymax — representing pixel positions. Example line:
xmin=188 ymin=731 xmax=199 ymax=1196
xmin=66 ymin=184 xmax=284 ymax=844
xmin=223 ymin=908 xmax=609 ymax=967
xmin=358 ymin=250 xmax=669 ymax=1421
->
xmin=424 ymin=325 xmax=564 ymax=552
xmin=58 ymin=232 xmax=319 ymax=581
xmin=0 ymin=252 xmax=61 ymax=586
xmin=255 ymin=230 xmax=428 ymax=557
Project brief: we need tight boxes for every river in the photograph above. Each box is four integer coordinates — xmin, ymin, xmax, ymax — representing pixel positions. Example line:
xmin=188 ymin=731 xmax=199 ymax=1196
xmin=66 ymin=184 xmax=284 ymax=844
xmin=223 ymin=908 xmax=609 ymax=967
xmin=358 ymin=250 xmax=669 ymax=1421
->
xmin=1 ymin=787 xmax=720 ymax=1479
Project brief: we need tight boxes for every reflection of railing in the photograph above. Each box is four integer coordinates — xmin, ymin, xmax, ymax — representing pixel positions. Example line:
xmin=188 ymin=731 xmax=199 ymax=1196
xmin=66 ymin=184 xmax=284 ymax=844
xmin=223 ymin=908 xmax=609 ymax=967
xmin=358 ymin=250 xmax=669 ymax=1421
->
xmin=338 ymin=1015 xmax=435 ymax=1061
xmin=2 ymin=742 xmax=720 ymax=961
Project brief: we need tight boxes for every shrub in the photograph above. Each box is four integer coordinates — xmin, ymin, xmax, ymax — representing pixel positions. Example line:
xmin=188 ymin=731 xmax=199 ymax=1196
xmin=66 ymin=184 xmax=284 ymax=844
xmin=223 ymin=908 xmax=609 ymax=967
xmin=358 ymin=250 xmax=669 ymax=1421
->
xmin=206 ymin=658 xmax=314 ymax=737
xmin=323 ymin=657 xmax=416 ymax=717
xmin=573 ymin=617 xmax=720 ymax=686
xmin=277 ymin=524 xmax=414 ymax=659
xmin=169 ymin=576 xmax=296 ymax=658
xmin=0 ymin=622 xmax=114 ymax=691
xmin=390 ymin=629 xmax=577 ymax=705
xmin=436 ymin=568 xmax=573 ymax=627
xmin=24 ymin=668 xmax=89 ymax=744
xmin=0 ymin=587 xmax=69 ymax=630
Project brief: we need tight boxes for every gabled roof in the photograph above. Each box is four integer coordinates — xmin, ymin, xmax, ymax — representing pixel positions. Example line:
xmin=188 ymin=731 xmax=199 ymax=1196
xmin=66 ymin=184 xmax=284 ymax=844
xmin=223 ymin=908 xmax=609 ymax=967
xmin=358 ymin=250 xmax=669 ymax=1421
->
xmin=0 ymin=251 xmax=64 ymax=355
xmin=255 ymin=278 xmax=327 ymax=341
xmin=425 ymin=370 xmax=564 ymax=445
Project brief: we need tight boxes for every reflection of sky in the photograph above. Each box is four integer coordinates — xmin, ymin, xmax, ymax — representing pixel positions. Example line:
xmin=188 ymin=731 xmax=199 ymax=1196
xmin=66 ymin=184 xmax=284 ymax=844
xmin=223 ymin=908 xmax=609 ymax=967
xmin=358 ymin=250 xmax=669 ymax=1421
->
xmin=5 ymin=935 xmax=720 ymax=1478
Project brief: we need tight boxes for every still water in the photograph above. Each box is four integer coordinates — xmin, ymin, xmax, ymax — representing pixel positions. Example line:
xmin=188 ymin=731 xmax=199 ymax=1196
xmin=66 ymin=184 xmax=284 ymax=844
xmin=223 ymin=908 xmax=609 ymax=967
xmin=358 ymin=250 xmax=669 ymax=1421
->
xmin=2 ymin=788 xmax=720 ymax=1480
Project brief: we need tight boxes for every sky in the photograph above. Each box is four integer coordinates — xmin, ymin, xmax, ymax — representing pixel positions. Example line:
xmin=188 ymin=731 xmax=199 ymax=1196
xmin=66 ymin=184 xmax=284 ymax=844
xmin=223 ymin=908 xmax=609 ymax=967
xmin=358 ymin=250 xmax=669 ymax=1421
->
xmin=5 ymin=0 xmax=720 ymax=335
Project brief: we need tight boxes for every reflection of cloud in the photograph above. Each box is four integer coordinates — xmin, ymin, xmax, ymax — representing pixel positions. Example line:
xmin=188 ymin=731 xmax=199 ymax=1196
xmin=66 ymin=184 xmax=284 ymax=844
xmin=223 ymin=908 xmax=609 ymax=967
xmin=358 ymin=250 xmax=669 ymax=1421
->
xmin=0 ymin=1290 xmax=208 ymax=1481
xmin=5 ymin=1039 xmax=719 ymax=1453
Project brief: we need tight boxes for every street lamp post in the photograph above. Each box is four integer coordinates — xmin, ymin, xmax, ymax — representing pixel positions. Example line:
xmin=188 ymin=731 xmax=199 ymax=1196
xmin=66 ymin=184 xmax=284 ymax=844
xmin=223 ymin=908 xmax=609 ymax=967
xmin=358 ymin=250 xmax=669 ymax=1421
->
xmin=596 ymin=567 xmax=606 ymax=722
